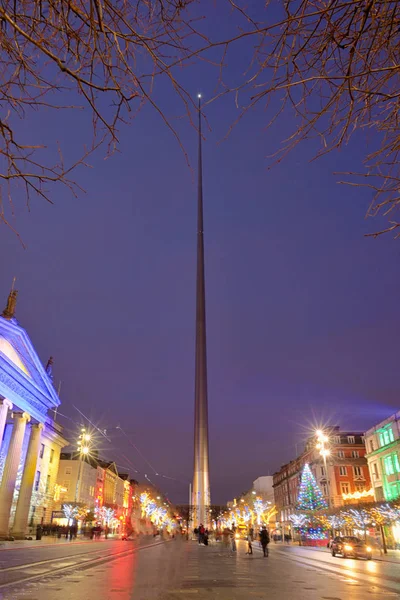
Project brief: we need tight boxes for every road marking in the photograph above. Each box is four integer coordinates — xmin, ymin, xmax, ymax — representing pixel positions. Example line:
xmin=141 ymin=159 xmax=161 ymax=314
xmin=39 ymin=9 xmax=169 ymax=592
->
xmin=0 ymin=545 xmax=117 ymax=572
xmin=0 ymin=540 xmax=166 ymax=590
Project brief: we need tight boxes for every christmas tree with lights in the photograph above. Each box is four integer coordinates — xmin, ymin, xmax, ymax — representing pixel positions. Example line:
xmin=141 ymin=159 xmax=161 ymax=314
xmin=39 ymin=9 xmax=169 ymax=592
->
xmin=297 ymin=463 xmax=328 ymax=511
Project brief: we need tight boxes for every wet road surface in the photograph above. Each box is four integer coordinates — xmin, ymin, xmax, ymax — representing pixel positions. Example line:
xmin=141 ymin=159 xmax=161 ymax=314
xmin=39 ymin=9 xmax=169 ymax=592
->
xmin=1 ymin=537 xmax=399 ymax=599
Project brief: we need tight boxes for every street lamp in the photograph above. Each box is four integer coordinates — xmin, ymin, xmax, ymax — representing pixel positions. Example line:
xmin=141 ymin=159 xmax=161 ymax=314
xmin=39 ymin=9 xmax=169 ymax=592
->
xmin=76 ymin=427 xmax=92 ymax=503
xmin=316 ymin=430 xmax=331 ymax=507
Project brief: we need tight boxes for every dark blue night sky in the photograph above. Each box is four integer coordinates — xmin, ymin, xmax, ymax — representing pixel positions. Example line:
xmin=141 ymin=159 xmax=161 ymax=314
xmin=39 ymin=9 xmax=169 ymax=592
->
xmin=1 ymin=2 xmax=399 ymax=504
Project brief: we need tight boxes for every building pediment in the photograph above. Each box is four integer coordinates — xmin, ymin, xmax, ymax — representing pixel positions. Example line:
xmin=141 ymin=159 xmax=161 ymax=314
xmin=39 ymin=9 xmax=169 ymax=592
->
xmin=0 ymin=316 xmax=60 ymax=422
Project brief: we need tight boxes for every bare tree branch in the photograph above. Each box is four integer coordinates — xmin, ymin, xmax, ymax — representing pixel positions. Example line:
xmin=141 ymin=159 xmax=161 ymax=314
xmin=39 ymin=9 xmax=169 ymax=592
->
xmin=0 ymin=0 xmax=202 ymax=231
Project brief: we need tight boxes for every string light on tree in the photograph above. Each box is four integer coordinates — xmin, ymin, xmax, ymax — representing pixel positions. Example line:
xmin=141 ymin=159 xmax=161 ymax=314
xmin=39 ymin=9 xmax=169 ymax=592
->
xmin=326 ymin=514 xmax=346 ymax=530
xmin=289 ymin=514 xmax=308 ymax=529
xmin=343 ymin=508 xmax=371 ymax=531
xmin=297 ymin=463 xmax=328 ymax=511
xmin=63 ymin=504 xmax=79 ymax=525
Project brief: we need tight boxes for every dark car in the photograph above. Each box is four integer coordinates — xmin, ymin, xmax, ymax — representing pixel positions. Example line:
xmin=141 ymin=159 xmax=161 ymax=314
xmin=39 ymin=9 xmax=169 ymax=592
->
xmin=331 ymin=536 xmax=372 ymax=560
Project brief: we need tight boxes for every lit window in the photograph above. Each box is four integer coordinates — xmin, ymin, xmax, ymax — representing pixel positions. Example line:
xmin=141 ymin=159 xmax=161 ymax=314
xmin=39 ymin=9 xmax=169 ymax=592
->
xmin=39 ymin=444 xmax=45 ymax=459
xmin=339 ymin=466 xmax=347 ymax=476
xmin=355 ymin=483 xmax=365 ymax=492
xmin=385 ymin=455 xmax=395 ymax=475
xmin=380 ymin=427 xmax=395 ymax=447
xmin=393 ymin=454 xmax=400 ymax=473
xmin=341 ymin=482 xmax=350 ymax=494
xmin=347 ymin=436 xmax=355 ymax=444
xmin=389 ymin=483 xmax=400 ymax=500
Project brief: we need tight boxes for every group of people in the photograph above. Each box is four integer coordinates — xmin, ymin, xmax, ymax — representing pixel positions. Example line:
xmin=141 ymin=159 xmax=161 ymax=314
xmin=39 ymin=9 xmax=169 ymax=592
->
xmin=195 ymin=524 xmax=210 ymax=545
xmin=246 ymin=526 xmax=270 ymax=557
xmin=194 ymin=524 xmax=271 ymax=556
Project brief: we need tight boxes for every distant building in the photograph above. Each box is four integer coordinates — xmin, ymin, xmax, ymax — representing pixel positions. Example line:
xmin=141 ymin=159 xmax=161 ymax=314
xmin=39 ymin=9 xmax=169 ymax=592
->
xmin=253 ymin=476 xmax=274 ymax=503
xmin=364 ymin=411 xmax=400 ymax=502
xmin=273 ymin=426 xmax=372 ymax=533
xmin=54 ymin=454 xmax=135 ymax=533
xmin=55 ymin=453 xmax=97 ymax=508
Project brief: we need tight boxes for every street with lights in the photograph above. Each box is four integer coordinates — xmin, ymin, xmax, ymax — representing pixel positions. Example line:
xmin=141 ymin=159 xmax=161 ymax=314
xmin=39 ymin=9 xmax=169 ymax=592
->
xmin=0 ymin=2 xmax=399 ymax=597
xmin=1 ymin=538 xmax=400 ymax=600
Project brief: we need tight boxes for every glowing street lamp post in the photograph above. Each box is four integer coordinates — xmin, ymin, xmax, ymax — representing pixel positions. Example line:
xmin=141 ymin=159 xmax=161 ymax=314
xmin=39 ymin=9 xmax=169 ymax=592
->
xmin=316 ymin=430 xmax=331 ymax=508
xmin=75 ymin=428 xmax=91 ymax=504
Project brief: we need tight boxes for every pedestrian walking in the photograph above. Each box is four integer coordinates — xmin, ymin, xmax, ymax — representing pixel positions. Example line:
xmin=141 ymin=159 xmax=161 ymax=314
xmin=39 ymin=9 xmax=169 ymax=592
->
xmin=198 ymin=524 xmax=205 ymax=544
xmin=203 ymin=529 xmax=209 ymax=546
xmin=260 ymin=526 xmax=270 ymax=557
xmin=230 ymin=530 xmax=237 ymax=553
xmin=246 ymin=531 xmax=253 ymax=555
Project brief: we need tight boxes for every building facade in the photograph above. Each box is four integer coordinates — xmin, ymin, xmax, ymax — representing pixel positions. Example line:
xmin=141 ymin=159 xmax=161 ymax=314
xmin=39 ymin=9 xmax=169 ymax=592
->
xmin=253 ymin=476 xmax=274 ymax=503
xmin=53 ymin=454 xmax=134 ymax=534
xmin=0 ymin=290 xmax=68 ymax=538
xmin=55 ymin=454 xmax=97 ymax=508
xmin=273 ymin=427 xmax=372 ymax=532
xmin=365 ymin=412 xmax=400 ymax=502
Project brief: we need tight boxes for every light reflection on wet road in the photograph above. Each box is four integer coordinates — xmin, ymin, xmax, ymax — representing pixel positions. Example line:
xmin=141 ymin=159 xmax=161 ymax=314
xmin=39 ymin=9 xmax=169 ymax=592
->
xmin=1 ymin=538 xmax=400 ymax=600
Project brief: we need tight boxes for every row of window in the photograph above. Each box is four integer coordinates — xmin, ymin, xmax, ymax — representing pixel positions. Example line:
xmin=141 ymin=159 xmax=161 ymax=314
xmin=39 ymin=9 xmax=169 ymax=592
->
xmin=34 ymin=471 xmax=52 ymax=494
xmin=369 ymin=425 xmax=396 ymax=452
xmin=384 ymin=453 xmax=400 ymax=476
xmin=337 ymin=465 xmax=364 ymax=477
xmin=336 ymin=450 xmax=360 ymax=458
xmin=61 ymin=480 xmax=96 ymax=497
xmin=319 ymin=465 xmax=364 ymax=477
xmin=341 ymin=482 xmax=366 ymax=495
xmin=39 ymin=444 xmax=54 ymax=463
xmin=333 ymin=436 xmax=358 ymax=444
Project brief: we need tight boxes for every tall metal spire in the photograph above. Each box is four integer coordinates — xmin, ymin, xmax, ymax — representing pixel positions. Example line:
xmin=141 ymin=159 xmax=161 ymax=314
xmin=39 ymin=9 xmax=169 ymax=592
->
xmin=192 ymin=94 xmax=211 ymax=527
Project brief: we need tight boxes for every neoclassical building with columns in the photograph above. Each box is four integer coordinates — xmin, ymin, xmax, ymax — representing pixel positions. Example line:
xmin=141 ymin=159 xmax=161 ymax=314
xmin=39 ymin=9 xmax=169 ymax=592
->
xmin=0 ymin=290 xmax=68 ymax=538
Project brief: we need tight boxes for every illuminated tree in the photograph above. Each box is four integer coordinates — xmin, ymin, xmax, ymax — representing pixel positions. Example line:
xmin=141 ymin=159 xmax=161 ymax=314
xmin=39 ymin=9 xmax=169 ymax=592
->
xmin=297 ymin=464 xmax=328 ymax=511
xmin=99 ymin=507 xmax=115 ymax=526
xmin=326 ymin=515 xmax=345 ymax=531
xmin=289 ymin=514 xmax=308 ymax=529
xmin=63 ymin=504 xmax=79 ymax=525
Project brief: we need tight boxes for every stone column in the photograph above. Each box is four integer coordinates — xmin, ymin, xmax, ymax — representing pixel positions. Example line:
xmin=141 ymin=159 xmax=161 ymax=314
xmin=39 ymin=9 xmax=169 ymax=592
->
xmin=0 ymin=399 xmax=13 ymax=451
xmin=0 ymin=412 xmax=30 ymax=537
xmin=12 ymin=423 xmax=44 ymax=538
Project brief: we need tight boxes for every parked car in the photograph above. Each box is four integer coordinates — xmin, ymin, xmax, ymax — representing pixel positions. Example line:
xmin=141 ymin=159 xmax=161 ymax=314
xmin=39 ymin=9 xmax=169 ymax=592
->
xmin=331 ymin=536 xmax=372 ymax=559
